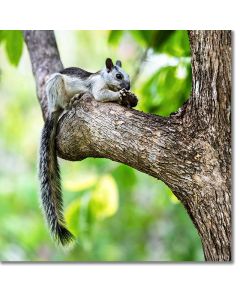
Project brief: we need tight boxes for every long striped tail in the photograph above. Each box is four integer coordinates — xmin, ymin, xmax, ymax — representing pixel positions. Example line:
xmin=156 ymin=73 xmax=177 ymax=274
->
xmin=39 ymin=111 xmax=74 ymax=246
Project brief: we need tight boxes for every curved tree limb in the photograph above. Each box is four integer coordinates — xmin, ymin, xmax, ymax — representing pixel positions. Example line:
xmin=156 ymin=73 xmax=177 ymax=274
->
xmin=24 ymin=30 xmax=231 ymax=261
xmin=57 ymin=94 xmax=191 ymax=192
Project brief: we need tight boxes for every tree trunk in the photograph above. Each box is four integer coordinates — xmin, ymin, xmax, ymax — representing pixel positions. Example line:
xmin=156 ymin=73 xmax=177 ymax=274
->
xmin=182 ymin=31 xmax=231 ymax=261
xmin=24 ymin=30 xmax=231 ymax=261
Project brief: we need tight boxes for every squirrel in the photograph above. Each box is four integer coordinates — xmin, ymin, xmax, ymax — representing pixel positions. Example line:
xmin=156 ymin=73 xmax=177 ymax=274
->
xmin=39 ymin=58 xmax=138 ymax=246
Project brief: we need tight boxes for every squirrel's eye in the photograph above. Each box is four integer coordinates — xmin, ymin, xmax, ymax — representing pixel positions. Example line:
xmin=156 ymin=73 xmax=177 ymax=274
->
xmin=116 ymin=73 xmax=123 ymax=80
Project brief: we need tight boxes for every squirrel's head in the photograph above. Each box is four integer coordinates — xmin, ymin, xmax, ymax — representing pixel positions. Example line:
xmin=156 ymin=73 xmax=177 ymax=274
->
xmin=102 ymin=58 xmax=130 ymax=91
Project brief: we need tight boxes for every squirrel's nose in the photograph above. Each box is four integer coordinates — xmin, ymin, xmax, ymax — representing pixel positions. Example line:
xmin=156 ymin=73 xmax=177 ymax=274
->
xmin=125 ymin=82 xmax=130 ymax=90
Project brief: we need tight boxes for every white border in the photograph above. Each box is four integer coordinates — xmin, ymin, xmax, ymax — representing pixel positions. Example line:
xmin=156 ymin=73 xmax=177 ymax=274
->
xmin=0 ymin=0 xmax=239 ymax=299
xmin=0 ymin=0 xmax=238 ymax=29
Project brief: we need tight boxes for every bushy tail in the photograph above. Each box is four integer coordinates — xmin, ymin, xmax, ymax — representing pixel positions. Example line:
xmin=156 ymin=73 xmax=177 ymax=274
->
xmin=39 ymin=111 xmax=74 ymax=246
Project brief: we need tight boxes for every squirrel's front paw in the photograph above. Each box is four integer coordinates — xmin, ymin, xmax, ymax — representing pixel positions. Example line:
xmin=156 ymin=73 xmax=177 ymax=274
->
xmin=119 ymin=89 xmax=138 ymax=108
xmin=119 ymin=88 xmax=127 ymax=100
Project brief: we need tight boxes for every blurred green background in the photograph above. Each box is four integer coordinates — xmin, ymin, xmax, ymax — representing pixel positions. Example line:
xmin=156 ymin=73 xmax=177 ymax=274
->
xmin=0 ymin=30 xmax=203 ymax=261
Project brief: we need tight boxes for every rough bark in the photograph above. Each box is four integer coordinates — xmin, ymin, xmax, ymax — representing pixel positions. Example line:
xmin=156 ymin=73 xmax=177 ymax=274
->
xmin=24 ymin=30 xmax=63 ymax=119
xmin=183 ymin=31 xmax=231 ymax=261
xmin=24 ymin=30 xmax=231 ymax=261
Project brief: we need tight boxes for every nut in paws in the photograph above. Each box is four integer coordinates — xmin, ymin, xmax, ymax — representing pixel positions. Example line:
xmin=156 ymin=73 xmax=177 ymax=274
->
xmin=119 ymin=89 xmax=138 ymax=108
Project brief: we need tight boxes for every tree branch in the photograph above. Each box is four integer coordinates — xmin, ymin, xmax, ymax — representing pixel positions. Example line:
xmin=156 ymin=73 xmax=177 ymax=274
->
xmin=56 ymin=93 xmax=192 ymax=200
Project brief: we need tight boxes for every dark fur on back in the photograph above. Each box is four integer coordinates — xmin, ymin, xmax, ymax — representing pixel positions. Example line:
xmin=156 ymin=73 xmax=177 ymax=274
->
xmin=60 ymin=67 xmax=99 ymax=79
xmin=39 ymin=110 xmax=74 ymax=245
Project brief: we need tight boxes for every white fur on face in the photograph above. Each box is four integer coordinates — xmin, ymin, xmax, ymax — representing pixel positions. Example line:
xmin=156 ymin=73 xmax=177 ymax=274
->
xmin=101 ymin=65 xmax=130 ymax=91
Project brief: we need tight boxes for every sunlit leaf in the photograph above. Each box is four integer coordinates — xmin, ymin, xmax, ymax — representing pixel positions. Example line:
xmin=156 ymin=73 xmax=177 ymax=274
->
xmin=2 ymin=30 xmax=23 ymax=66
xmin=65 ymin=199 xmax=81 ymax=236
xmin=159 ymin=30 xmax=190 ymax=57
xmin=170 ymin=193 xmax=180 ymax=204
xmin=64 ymin=175 xmax=98 ymax=192
xmin=89 ymin=175 xmax=119 ymax=220
xmin=139 ymin=63 xmax=191 ymax=116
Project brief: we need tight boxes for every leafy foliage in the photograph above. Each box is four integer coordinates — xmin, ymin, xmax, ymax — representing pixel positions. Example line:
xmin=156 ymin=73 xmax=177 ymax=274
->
xmin=139 ymin=63 xmax=191 ymax=115
xmin=108 ymin=30 xmax=191 ymax=116
xmin=0 ymin=30 xmax=23 ymax=66
xmin=89 ymin=175 xmax=118 ymax=220
xmin=0 ymin=30 xmax=203 ymax=261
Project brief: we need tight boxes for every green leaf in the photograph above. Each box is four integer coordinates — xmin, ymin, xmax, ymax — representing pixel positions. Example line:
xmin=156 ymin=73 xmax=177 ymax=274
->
xmin=89 ymin=175 xmax=119 ymax=220
xmin=128 ymin=30 xmax=175 ymax=51
xmin=129 ymin=30 xmax=149 ymax=47
xmin=0 ymin=30 xmax=6 ymax=42
xmin=64 ymin=175 xmax=98 ymax=192
xmin=127 ymin=30 xmax=190 ymax=57
xmin=150 ymin=31 xmax=175 ymax=51
xmin=108 ymin=30 xmax=124 ymax=46
xmin=65 ymin=199 xmax=81 ymax=236
xmin=159 ymin=30 xmax=190 ymax=57
xmin=139 ymin=62 xmax=191 ymax=116
xmin=170 ymin=193 xmax=180 ymax=204
xmin=3 ymin=30 xmax=23 ymax=66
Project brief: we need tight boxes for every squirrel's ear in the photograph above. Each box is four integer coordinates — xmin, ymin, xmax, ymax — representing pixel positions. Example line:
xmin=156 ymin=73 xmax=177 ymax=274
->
xmin=116 ymin=60 xmax=122 ymax=67
xmin=106 ymin=58 xmax=114 ymax=72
